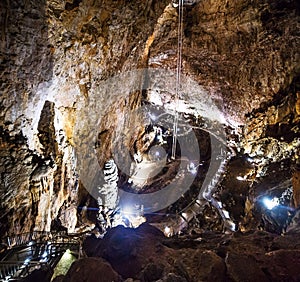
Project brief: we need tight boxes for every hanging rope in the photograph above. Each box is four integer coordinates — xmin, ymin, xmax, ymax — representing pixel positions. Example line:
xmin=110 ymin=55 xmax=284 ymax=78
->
xmin=171 ymin=0 xmax=184 ymax=160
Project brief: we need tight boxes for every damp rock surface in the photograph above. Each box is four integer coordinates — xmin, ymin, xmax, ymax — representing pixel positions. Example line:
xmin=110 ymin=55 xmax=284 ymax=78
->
xmin=71 ymin=224 xmax=300 ymax=281
xmin=62 ymin=257 xmax=121 ymax=282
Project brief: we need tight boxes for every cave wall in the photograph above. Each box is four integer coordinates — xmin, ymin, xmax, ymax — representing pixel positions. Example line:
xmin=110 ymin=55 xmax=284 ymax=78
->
xmin=148 ymin=0 xmax=300 ymax=123
xmin=0 ymin=0 xmax=56 ymax=235
xmin=0 ymin=0 xmax=299 ymax=236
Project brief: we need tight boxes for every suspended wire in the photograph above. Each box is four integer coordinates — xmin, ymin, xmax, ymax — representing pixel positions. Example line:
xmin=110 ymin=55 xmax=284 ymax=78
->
xmin=171 ymin=0 xmax=184 ymax=160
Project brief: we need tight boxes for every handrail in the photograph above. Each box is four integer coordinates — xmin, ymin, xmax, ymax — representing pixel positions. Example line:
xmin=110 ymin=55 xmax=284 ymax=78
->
xmin=0 ymin=230 xmax=82 ymax=248
xmin=0 ymin=228 xmax=86 ymax=281
xmin=0 ymin=261 xmax=48 ymax=280
xmin=0 ymin=241 xmax=80 ymax=280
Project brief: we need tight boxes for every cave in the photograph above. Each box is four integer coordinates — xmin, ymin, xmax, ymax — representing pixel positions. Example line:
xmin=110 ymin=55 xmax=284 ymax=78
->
xmin=0 ymin=0 xmax=300 ymax=281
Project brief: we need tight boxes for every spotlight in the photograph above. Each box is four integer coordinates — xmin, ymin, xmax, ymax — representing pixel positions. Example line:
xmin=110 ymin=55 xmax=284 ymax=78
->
xmin=119 ymin=205 xmax=146 ymax=228
xmin=24 ymin=258 xmax=30 ymax=265
xmin=236 ymin=176 xmax=245 ymax=181
xmin=120 ymin=206 xmax=133 ymax=222
xmin=121 ymin=206 xmax=132 ymax=219
xmin=148 ymin=145 xmax=167 ymax=161
xmin=189 ymin=162 xmax=195 ymax=169
xmin=263 ymin=197 xmax=279 ymax=210
xmin=164 ymin=226 xmax=172 ymax=237
xmin=187 ymin=162 xmax=199 ymax=175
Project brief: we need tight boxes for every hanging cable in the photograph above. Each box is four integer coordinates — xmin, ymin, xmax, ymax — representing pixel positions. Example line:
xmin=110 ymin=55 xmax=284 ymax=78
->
xmin=171 ymin=0 xmax=184 ymax=160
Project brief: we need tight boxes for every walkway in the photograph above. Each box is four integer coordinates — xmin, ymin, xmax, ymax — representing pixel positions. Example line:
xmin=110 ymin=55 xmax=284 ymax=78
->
xmin=0 ymin=231 xmax=81 ymax=281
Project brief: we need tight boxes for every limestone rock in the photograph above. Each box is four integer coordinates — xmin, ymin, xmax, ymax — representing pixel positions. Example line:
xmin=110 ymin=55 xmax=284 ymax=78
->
xmin=63 ymin=257 xmax=121 ymax=282
xmin=177 ymin=249 xmax=226 ymax=281
xmin=225 ymin=252 xmax=268 ymax=282
xmin=81 ymin=226 xmax=300 ymax=281
xmin=292 ymin=170 xmax=300 ymax=208
xmin=264 ymin=250 xmax=300 ymax=282
xmin=83 ymin=224 xmax=165 ymax=279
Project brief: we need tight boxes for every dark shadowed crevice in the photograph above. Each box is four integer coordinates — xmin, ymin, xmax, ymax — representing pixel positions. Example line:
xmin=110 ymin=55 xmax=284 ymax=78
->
xmin=37 ymin=101 xmax=58 ymax=158
xmin=65 ymin=0 xmax=82 ymax=11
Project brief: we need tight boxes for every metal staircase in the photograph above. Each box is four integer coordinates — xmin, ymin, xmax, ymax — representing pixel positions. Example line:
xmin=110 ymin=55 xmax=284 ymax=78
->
xmin=0 ymin=231 xmax=82 ymax=281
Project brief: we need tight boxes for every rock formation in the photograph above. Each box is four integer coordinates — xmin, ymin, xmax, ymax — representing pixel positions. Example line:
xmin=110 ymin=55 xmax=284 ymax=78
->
xmin=0 ymin=0 xmax=300 ymax=280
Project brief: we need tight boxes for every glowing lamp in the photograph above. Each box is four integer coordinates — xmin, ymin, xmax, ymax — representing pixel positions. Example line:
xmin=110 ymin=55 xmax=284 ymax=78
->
xmin=164 ymin=226 xmax=172 ymax=237
xmin=263 ymin=197 xmax=279 ymax=210
xmin=236 ymin=176 xmax=245 ymax=181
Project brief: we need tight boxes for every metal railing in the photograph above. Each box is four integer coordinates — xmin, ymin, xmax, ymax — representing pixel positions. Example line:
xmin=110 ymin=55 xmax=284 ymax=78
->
xmin=0 ymin=231 xmax=82 ymax=281
xmin=0 ymin=242 xmax=80 ymax=280
xmin=0 ymin=261 xmax=48 ymax=280
xmin=1 ymin=231 xmax=69 ymax=248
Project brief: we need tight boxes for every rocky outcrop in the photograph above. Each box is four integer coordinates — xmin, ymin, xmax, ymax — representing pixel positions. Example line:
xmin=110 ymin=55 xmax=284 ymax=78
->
xmin=62 ymin=257 xmax=121 ymax=282
xmin=63 ymin=224 xmax=300 ymax=281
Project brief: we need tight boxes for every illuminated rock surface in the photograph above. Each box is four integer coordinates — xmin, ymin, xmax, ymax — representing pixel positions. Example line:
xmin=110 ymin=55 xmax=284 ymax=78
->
xmin=0 ymin=0 xmax=300 ymax=281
